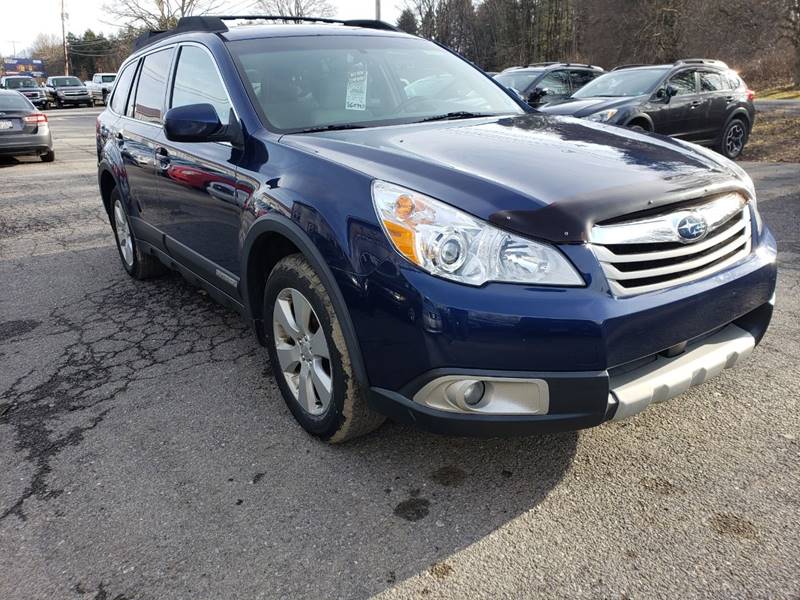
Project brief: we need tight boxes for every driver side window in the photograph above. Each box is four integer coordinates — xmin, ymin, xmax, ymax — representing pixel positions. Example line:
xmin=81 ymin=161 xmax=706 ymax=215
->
xmin=537 ymin=72 xmax=571 ymax=96
xmin=669 ymin=70 xmax=697 ymax=96
xmin=171 ymin=45 xmax=231 ymax=126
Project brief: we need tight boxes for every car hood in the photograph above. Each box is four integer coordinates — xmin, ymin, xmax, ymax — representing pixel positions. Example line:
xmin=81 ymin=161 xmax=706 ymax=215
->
xmin=281 ymin=114 xmax=751 ymax=243
xmin=540 ymin=96 xmax=644 ymax=117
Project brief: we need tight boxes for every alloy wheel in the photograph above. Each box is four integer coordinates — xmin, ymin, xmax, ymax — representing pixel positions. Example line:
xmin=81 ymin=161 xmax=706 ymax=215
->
xmin=725 ymin=122 xmax=745 ymax=157
xmin=113 ymin=199 xmax=134 ymax=267
xmin=272 ymin=288 xmax=333 ymax=416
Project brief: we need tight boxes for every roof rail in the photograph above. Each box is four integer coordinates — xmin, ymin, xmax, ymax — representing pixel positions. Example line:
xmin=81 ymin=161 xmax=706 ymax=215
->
xmin=675 ymin=58 xmax=729 ymax=68
xmin=612 ymin=64 xmax=650 ymax=70
xmin=133 ymin=14 xmax=399 ymax=51
xmin=527 ymin=62 xmax=558 ymax=67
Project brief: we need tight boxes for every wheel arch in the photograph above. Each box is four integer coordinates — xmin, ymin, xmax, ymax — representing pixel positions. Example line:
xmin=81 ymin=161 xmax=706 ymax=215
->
xmin=624 ymin=113 xmax=654 ymax=131
xmin=98 ymin=164 xmax=118 ymax=219
xmin=724 ymin=108 xmax=751 ymax=131
xmin=241 ymin=215 xmax=370 ymax=389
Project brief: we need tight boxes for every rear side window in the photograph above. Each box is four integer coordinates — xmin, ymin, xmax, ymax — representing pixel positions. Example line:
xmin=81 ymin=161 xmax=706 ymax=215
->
xmin=568 ymin=70 xmax=598 ymax=90
xmin=170 ymin=45 xmax=231 ymax=126
xmin=699 ymin=71 xmax=724 ymax=92
xmin=669 ymin=70 xmax=697 ymax=96
xmin=110 ymin=61 xmax=137 ymax=115
xmin=132 ymin=48 xmax=174 ymax=123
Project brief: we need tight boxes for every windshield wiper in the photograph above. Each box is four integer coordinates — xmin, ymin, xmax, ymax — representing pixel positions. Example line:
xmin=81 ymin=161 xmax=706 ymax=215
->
xmin=418 ymin=111 xmax=494 ymax=123
xmin=296 ymin=123 xmax=367 ymax=134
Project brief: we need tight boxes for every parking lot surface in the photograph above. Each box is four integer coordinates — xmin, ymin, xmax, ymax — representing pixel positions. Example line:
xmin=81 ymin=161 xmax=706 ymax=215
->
xmin=1 ymin=107 xmax=799 ymax=600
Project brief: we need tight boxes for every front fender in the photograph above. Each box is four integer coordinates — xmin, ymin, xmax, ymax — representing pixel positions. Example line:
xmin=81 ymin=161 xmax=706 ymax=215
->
xmin=241 ymin=213 xmax=370 ymax=389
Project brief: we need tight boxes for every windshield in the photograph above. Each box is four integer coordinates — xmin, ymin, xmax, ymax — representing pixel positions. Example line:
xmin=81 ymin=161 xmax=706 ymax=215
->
xmin=5 ymin=78 xmax=36 ymax=89
xmin=573 ymin=68 xmax=669 ymax=98
xmin=51 ymin=77 xmax=82 ymax=87
xmin=229 ymin=35 xmax=523 ymax=133
xmin=0 ymin=94 xmax=33 ymax=110
xmin=494 ymin=71 xmax=542 ymax=93
xmin=101 ymin=75 xmax=116 ymax=83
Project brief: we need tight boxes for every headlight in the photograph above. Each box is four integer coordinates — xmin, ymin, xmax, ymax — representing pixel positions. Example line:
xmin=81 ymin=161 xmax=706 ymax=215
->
xmin=585 ymin=109 xmax=618 ymax=123
xmin=371 ymin=181 xmax=584 ymax=287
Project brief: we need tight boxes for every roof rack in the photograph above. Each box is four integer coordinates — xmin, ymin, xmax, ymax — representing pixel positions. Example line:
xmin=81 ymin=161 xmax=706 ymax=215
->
xmin=133 ymin=14 xmax=399 ymax=50
xmin=674 ymin=58 xmax=729 ymax=68
xmin=526 ymin=62 xmax=603 ymax=70
xmin=612 ymin=64 xmax=650 ymax=70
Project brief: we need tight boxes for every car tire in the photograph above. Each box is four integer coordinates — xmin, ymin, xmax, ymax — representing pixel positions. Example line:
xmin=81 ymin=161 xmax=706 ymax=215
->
xmin=264 ymin=254 xmax=385 ymax=442
xmin=718 ymin=118 xmax=748 ymax=159
xmin=40 ymin=150 xmax=55 ymax=162
xmin=109 ymin=188 xmax=166 ymax=280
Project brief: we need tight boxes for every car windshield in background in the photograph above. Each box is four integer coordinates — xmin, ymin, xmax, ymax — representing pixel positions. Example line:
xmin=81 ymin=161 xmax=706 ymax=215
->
xmin=572 ymin=68 xmax=669 ymax=98
xmin=51 ymin=77 xmax=83 ymax=87
xmin=5 ymin=78 xmax=36 ymax=89
xmin=229 ymin=35 xmax=524 ymax=133
xmin=494 ymin=71 xmax=543 ymax=93
xmin=101 ymin=75 xmax=116 ymax=83
xmin=0 ymin=94 xmax=33 ymax=110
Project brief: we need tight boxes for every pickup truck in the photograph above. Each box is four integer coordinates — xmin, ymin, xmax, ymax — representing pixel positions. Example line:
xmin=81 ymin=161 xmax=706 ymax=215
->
xmin=43 ymin=76 xmax=92 ymax=108
xmin=86 ymin=73 xmax=117 ymax=105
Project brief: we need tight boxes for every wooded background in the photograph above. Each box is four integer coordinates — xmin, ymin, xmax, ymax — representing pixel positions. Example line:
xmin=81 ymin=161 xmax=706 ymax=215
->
xmin=10 ymin=0 xmax=800 ymax=89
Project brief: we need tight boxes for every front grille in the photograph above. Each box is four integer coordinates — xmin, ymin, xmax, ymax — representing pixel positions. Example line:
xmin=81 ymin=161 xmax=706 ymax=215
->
xmin=591 ymin=192 xmax=753 ymax=296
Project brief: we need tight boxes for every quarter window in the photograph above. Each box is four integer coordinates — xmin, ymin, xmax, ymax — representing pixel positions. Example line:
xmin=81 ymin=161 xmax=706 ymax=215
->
xmin=171 ymin=45 xmax=231 ymax=125
xmin=699 ymin=71 xmax=724 ymax=92
xmin=132 ymin=48 xmax=174 ymax=123
xmin=110 ymin=61 xmax=137 ymax=115
xmin=669 ymin=70 xmax=697 ymax=96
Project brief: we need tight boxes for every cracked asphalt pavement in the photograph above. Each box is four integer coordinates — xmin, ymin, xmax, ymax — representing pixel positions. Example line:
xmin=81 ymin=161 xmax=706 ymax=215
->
xmin=1 ymin=107 xmax=798 ymax=600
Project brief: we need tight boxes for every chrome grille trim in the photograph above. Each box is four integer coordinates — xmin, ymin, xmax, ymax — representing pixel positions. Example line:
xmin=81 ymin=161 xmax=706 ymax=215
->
xmin=591 ymin=195 xmax=753 ymax=296
xmin=590 ymin=192 xmax=746 ymax=246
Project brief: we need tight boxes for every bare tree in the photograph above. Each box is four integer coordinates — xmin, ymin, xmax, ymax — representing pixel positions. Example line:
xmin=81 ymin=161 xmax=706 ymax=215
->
xmin=252 ymin=0 xmax=336 ymax=18
xmin=102 ymin=0 xmax=225 ymax=30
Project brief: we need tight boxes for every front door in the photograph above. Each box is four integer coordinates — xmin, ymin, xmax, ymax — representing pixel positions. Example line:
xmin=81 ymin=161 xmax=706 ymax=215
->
xmin=152 ymin=44 xmax=243 ymax=288
xmin=656 ymin=69 xmax=702 ymax=139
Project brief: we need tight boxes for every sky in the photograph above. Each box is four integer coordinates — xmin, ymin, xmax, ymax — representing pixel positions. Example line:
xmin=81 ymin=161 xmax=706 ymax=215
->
xmin=0 ymin=0 xmax=404 ymax=57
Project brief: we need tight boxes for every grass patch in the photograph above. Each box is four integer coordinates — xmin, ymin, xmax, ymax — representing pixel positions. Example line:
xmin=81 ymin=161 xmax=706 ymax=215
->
xmin=757 ymin=84 xmax=800 ymax=100
xmin=741 ymin=114 xmax=800 ymax=162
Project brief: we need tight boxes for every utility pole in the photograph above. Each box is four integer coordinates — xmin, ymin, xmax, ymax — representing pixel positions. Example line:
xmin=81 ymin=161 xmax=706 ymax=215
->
xmin=61 ymin=0 xmax=69 ymax=75
xmin=9 ymin=40 xmax=23 ymax=56
xmin=375 ymin=0 xmax=381 ymax=21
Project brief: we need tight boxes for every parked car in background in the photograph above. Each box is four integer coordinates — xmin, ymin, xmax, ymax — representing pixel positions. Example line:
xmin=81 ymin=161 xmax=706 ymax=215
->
xmin=0 ymin=75 xmax=47 ymax=109
xmin=86 ymin=72 xmax=117 ymax=105
xmin=97 ymin=16 xmax=775 ymax=443
xmin=494 ymin=63 xmax=604 ymax=107
xmin=539 ymin=59 xmax=755 ymax=159
xmin=43 ymin=76 xmax=92 ymax=108
xmin=0 ymin=90 xmax=54 ymax=161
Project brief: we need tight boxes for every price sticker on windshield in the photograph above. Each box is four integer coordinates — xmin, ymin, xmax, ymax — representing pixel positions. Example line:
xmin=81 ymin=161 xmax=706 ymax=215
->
xmin=345 ymin=69 xmax=368 ymax=111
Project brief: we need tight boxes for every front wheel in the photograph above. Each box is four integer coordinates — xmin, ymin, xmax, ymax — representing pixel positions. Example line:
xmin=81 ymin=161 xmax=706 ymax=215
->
xmin=718 ymin=119 xmax=748 ymax=159
xmin=264 ymin=254 xmax=385 ymax=442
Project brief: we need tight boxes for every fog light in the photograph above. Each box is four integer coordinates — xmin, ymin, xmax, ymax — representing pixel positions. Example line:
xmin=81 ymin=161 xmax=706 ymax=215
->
xmin=463 ymin=381 xmax=485 ymax=406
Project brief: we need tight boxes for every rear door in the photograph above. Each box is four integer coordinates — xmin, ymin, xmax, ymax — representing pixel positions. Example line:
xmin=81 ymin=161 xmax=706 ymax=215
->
xmin=697 ymin=70 xmax=729 ymax=142
xmin=118 ymin=46 xmax=175 ymax=250
xmin=153 ymin=43 xmax=242 ymax=285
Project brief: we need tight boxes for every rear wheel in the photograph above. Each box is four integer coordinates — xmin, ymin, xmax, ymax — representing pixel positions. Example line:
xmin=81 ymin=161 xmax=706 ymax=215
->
xmin=718 ymin=118 xmax=748 ymax=159
xmin=109 ymin=188 xmax=165 ymax=279
xmin=40 ymin=150 xmax=55 ymax=162
xmin=264 ymin=254 xmax=385 ymax=442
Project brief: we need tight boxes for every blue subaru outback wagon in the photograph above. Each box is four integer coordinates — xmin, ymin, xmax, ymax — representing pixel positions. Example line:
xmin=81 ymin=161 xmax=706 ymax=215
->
xmin=96 ymin=16 xmax=777 ymax=442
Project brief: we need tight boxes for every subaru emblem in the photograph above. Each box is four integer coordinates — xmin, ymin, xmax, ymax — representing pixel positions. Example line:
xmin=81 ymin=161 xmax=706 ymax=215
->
xmin=676 ymin=213 xmax=708 ymax=242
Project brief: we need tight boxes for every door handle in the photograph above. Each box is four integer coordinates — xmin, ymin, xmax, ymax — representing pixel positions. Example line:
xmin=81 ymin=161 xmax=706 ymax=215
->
xmin=155 ymin=146 xmax=170 ymax=170
xmin=689 ymin=100 xmax=702 ymax=108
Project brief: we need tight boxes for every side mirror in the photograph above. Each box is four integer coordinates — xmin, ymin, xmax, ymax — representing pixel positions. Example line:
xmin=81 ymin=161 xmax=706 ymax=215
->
xmin=164 ymin=103 xmax=239 ymax=145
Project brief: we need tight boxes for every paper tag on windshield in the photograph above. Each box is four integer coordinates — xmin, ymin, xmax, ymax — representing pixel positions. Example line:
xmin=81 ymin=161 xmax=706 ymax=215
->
xmin=345 ymin=69 xmax=368 ymax=111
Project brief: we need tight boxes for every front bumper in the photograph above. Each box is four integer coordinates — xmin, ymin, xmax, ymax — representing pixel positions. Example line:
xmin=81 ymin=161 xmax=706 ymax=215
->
xmin=358 ymin=226 xmax=777 ymax=436
xmin=55 ymin=95 xmax=91 ymax=105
